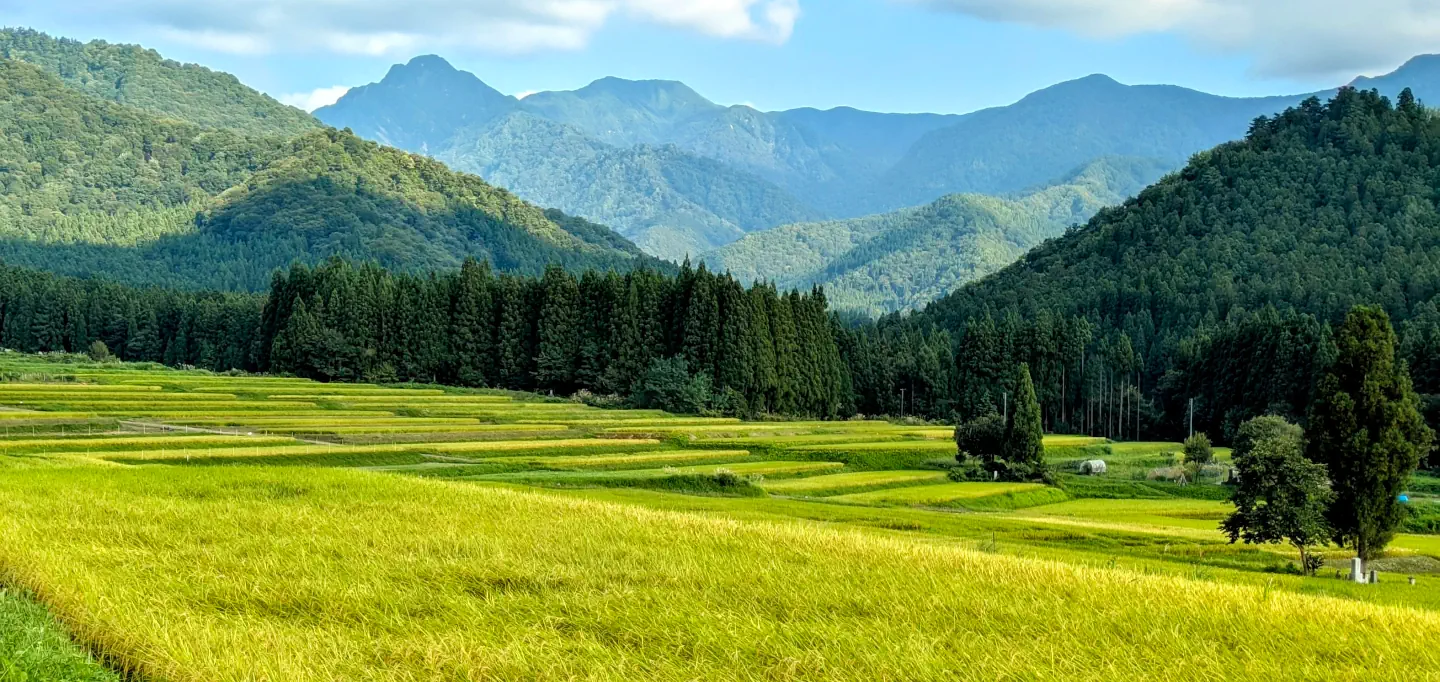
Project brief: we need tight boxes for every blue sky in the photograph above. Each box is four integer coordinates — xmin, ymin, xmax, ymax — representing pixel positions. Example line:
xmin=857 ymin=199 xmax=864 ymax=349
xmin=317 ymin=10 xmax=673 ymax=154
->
xmin=6 ymin=0 xmax=1438 ymax=114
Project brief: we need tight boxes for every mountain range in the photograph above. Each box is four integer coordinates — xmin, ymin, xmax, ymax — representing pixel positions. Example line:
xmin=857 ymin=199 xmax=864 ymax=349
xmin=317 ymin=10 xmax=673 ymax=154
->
xmin=317 ymin=54 xmax=1440 ymax=265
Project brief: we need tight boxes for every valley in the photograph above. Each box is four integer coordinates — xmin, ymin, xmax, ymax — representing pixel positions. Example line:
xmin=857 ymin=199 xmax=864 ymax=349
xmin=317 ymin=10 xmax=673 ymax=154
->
xmin=3 ymin=15 xmax=1440 ymax=682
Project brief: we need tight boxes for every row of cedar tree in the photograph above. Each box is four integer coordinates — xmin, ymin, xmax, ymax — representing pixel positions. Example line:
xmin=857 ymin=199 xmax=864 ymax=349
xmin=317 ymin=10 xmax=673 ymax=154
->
xmin=0 ymin=254 xmax=1435 ymax=443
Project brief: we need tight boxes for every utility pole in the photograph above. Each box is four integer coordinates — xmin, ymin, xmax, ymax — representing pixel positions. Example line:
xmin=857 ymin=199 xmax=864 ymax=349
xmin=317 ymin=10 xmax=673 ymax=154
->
xmin=1188 ymin=398 xmax=1194 ymax=439
xmin=900 ymin=389 xmax=906 ymax=419
xmin=1003 ymin=391 xmax=1008 ymax=423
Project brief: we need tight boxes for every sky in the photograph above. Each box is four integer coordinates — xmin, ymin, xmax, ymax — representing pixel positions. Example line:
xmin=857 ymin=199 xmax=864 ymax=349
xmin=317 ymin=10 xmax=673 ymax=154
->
xmin=5 ymin=0 xmax=1440 ymax=114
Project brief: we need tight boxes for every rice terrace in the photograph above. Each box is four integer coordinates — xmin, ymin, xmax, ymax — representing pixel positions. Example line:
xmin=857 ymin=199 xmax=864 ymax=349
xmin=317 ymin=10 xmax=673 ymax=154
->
xmin=0 ymin=353 xmax=1437 ymax=681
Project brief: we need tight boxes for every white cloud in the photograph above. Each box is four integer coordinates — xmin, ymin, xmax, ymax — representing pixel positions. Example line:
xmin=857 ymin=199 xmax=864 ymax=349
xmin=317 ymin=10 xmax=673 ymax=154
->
xmin=906 ymin=0 xmax=1440 ymax=80
xmin=515 ymin=90 xmax=539 ymax=99
xmin=279 ymin=86 xmax=352 ymax=112
xmin=51 ymin=0 xmax=802 ymax=56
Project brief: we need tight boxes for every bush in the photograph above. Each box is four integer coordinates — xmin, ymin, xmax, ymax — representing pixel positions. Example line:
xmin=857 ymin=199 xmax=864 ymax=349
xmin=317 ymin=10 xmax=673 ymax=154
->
xmin=632 ymin=357 xmax=712 ymax=415
xmin=954 ymin=413 xmax=1005 ymax=461
xmin=1184 ymin=433 xmax=1214 ymax=465
xmin=86 ymin=340 xmax=111 ymax=362
xmin=571 ymin=390 xmax=625 ymax=409
xmin=948 ymin=457 xmax=988 ymax=482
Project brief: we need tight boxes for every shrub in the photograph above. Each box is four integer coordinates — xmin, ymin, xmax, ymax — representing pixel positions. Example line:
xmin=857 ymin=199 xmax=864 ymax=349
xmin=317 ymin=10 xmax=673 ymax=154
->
xmin=1183 ymin=433 xmax=1214 ymax=465
xmin=948 ymin=457 xmax=988 ymax=482
xmin=632 ymin=357 xmax=712 ymax=415
xmin=86 ymin=340 xmax=112 ymax=362
xmin=954 ymin=413 xmax=1004 ymax=461
xmin=571 ymin=390 xmax=625 ymax=409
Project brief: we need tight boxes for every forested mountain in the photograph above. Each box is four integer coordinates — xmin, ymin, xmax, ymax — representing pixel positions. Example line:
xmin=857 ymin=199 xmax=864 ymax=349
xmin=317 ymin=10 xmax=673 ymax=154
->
xmin=319 ymin=57 xmax=820 ymax=259
xmin=871 ymin=57 xmax=1440 ymax=216
xmin=865 ymin=76 xmax=1304 ymax=213
xmin=0 ymin=28 xmax=317 ymax=137
xmin=436 ymin=112 xmax=821 ymax=260
xmin=908 ymin=88 xmax=1440 ymax=440
xmin=706 ymin=156 xmax=1171 ymax=316
xmin=319 ymin=53 xmax=1440 ymax=261
xmin=0 ymin=57 xmax=661 ymax=290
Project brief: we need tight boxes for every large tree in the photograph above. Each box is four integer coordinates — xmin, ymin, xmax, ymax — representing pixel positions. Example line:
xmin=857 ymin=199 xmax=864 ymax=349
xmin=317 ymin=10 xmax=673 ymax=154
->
xmin=999 ymin=363 xmax=1047 ymax=480
xmin=1222 ymin=416 xmax=1332 ymax=574
xmin=1307 ymin=306 xmax=1433 ymax=560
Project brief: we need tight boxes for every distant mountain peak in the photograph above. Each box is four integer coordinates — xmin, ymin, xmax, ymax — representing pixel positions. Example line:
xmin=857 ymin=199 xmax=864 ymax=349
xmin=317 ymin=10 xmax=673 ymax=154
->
xmin=1351 ymin=54 xmax=1440 ymax=89
xmin=315 ymin=54 xmax=517 ymax=153
xmin=564 ymin=76 xmax=717 ymax=109
xmin=378 ymin=54 xmax=482 ymax=87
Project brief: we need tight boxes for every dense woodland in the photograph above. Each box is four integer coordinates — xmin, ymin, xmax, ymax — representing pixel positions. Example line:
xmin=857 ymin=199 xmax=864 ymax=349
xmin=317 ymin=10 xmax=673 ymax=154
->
xmin=0 ymin=56 xmax=663 ymax=290
xmin=909 ymin=88 xmax=1440 ymax=441
xmin=0 ymin=28 xmax=318 ymax=137
xmin=0 ymin=260 xmax=851 ymax=418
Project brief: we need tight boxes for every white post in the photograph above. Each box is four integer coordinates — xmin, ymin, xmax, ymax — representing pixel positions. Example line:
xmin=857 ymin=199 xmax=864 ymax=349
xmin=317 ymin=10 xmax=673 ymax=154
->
xmin=1351 ymin=557 xmax=1366 ymax=584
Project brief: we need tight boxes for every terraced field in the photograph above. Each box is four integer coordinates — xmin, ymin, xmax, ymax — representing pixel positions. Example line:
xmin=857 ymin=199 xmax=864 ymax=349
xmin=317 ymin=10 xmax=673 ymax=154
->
xmin=1 ymin=354 xmax=1439 ymax=680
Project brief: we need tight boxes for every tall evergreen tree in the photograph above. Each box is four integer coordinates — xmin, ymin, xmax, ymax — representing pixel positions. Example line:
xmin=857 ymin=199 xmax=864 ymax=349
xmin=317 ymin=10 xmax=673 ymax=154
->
xmin=1307 ymin=306 xmax=1433 ymax=560
xmin=682 ymin=270 xmax=720 ymax=382
xmin=535 ymin=265 xmax=582 ymax=394
xmin=496 ymin=276 xmax=537 ymax=390
xmin=1000 ymin=363 xmax=1047 ymax=480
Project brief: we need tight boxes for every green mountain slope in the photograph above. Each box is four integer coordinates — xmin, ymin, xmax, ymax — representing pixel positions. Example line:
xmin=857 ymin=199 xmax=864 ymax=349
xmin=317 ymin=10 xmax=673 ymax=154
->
xmin=706 ymin=157 xmax=1169 ymax=316
xmin=867 ymin=76 xmax=1304 ymax=213
xmin=0 ymin=28 xmax=317 ymax=137
xmin=317 ymin=55 xmax=1440 ymax=254
xmin=925 ymin=88 xmax=1440 ymax=330
xmin=521 ymin=77 xmax=724 ymax=146
xmin=0 ymin=58 xmax=659 ymax=290
xmin=436 ymin=111 xmax=820 ymax=261
xmin=320 ymin=58 xmax=818 ymax=260
xmin=918 ymin=89 xmax=1440 ymax=420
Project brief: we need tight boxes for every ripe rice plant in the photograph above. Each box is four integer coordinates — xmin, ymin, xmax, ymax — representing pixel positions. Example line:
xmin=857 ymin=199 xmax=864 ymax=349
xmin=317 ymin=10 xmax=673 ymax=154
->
xmin=160 ymin=417 xmax=477 ymax=426
xmin=481 ymin=450 xmax=753 ymax=471
xmin=761 ymin=470 xmax=950 ymax=496
xmin=1 ymin=467 xmax=1435 ymax=681
xmin=1042 ymin=435 xmax=1109 ymax=448
xmin=279 ymin=394 xmax=513 ymax=403
xmin=690 ymin=433 xmax=909 ymax=449
xmin=233 ymin=388 xmax=448 ymax=396
xmin=832 ymin=482 xmax=1068 ymax=511
xmin=29 ymin=401 xmax=320 ymax=412
xmin=0 ymin=383 xmax=160 ymax=392
xmin=517 ymin=418 xmax=744 ymax=427
xmin=92 ymin=438 xmax=664 ymax=463
xmin=0 ymin=435 xmax=300 ymax=454
xmin=273 ymin=424 xmax=570 ymax=435
xmin=787 ymin=440 xmax=958 ymax=471
xmin=897 ymin=428 xmax=956 ymax=439
xmin=794 ymin=441 xmax=958 ymax=452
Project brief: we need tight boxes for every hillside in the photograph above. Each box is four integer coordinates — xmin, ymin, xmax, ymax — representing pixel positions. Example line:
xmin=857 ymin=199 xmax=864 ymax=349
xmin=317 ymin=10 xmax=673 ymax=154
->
xmin=707 ymin=156 xmax=1170 ymax=316
xmin=915 ymin=88 xmax=1440 ymax=434
xmin=0 ymin=28 xmax=317 ymax=137
xmin=865 ymin=76 xmax=1304 ymax=213
xmin=319 ymin=54 xmax=1440 ymax=263
xmin=437 ymin=111 xmax=820 ymax=260
xmin=0 ymin=58 xmax=659 ymax=290
xmin=319 ymin=57 xmax=819 ymax=259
